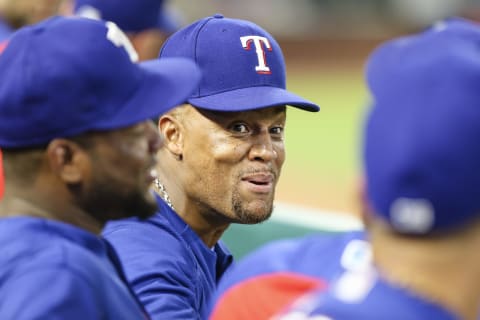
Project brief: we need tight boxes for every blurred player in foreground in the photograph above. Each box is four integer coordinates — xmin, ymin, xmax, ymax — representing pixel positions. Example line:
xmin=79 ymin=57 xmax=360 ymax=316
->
xmin=274 ymin=17 xmax=480 ymax=320
xmin=74 ymin=0 xmax=179 ymax=60
xmin=0 ymin=0 xmax=70 ymax=198
xmin=102 ymin=14 xmax=320 ymax=319
xmin=0 ymin=16 xmax=200 ymax=319
xmin=210 ymin=230 xmax=367 ymax=319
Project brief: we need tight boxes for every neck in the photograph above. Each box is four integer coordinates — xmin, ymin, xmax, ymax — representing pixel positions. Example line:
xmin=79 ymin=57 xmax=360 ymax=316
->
xmin=153 ymin=177 xmax=230 ymax=247
xmin=183 ymin=213 xmax=230 ymax=248
xmin=371 ymin=219 xmax=480 ymax=320
xmin=0 ymin=188 xmax=103 ymax=234
xmin=190 ymin=222 xmax=229 ymax=248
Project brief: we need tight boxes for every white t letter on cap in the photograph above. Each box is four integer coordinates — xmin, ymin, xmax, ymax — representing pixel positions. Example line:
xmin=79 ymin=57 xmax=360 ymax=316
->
xmin=240 ymin=35 xmax=272 ymax=74
xmin=106 ymin=21 xmax=139 ymax=62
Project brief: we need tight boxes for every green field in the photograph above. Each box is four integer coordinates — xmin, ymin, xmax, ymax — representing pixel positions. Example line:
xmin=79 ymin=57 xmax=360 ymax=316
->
xmin=275 ymin=67 xmax=370 ymax=214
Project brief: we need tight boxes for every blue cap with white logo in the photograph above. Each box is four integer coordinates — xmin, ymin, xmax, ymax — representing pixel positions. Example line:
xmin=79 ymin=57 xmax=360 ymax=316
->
xmin=365 ymin=18 xmax=480 ymax=234
xmin=159 ymin=14 xmax=319 ymax=112
xmin=0 ymin=16 xmax=201 ymax=148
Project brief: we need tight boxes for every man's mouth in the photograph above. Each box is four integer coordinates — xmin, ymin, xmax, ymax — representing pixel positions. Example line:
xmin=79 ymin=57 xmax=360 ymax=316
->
xmin=241 ymin=173 xmax=275 ymax=193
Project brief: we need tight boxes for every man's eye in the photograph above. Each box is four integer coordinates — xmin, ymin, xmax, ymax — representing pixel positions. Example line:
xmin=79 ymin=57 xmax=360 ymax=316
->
xmin=231 ymin=123 xmax=249 ymax=133
xmin=270 ymin=126 xmax=284 ymax=135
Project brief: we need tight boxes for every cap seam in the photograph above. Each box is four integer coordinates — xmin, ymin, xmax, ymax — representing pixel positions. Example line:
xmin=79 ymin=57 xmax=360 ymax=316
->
xmin=193 ymin=17 xmax=216 ymax=97
xmin=193 ymin=17 xmax=216 ymax=63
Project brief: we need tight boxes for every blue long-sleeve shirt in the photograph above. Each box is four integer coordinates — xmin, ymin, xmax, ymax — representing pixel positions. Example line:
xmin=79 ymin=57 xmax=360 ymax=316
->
xmin=103 ymin=195 xmax=233 ymax=319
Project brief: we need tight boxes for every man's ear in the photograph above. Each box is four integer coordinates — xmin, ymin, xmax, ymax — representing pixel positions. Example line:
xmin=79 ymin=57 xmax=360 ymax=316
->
xmin=158 ymin=114 xmax=183 ymax=159
xmin=45 ymin=139 xmax=89 ymax=184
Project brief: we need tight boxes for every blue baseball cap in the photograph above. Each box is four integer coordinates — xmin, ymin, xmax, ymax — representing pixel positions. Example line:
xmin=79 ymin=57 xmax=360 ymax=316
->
xmin=159 ymin=14 xmax=319 ymax=112
xmin=75 ymin=0 xmax=174 ymax=33
xmin=364 ymin=18 xmax=480 ymax=234
xmin=0 ymin=16 xmax=201 ymax=149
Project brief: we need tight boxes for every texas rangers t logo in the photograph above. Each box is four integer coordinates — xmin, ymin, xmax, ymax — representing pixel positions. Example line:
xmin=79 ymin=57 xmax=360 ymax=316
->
xmin=240 ymin=35 xmax=272 ymax=74
xmin=106 ymin=21 xmax=139 ymax=62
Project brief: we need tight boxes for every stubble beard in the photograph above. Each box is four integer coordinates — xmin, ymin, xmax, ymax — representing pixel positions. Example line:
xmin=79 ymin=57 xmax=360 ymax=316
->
xmin=76 ymin=178 xmax=158 ymax=224
xmin=231 ymin=188 xmax=274 ymax=224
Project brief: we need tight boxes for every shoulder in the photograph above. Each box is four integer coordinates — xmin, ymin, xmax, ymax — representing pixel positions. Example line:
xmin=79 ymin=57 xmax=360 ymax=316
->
xmin=278 ymin=272 xmax=458 ymax=320
xmin=1 ymin=231 xmax=102 ymax=281
xmin=0 ymin=265 xmax=145 ymax=319
xmin=226 ymin=231 xmax=367 ymax=280
xmin=0 ymin=218 xmax=145 ymax=318
xmin=103 ymin=214 xmax=188 ymax=255
xmin=265 ymin=230 xmax=366 ymax=258
xmin=103 ymin=214 xmax=198 ymax=283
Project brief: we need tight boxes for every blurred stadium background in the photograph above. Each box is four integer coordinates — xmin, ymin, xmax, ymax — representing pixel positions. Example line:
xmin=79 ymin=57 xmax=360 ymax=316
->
xmin=172 ymin=0 xmax=480 ymax=256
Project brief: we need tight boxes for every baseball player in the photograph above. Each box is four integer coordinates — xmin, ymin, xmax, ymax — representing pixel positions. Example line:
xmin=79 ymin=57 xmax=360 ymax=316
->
xmin=74 ymin=0 xmax=180 ymax=60
xmin=102 ymin=14 xmax=320 ymax=319
xmin=0 ymin=16 xmax=200 ymax=319
xmin=275 ymin=17 xmax=480 ymax=320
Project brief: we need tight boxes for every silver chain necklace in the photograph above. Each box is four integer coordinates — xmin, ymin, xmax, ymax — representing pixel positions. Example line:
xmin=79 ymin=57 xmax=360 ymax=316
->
xmin=153 ymin=178 xmax=174 ymax=210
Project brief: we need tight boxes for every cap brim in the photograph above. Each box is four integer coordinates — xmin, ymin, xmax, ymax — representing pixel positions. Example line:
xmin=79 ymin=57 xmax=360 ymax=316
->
xmin=188 ymin=86 xmax=319 ymax=112
xmin=96 ymin=57 xmax=201 ymax=129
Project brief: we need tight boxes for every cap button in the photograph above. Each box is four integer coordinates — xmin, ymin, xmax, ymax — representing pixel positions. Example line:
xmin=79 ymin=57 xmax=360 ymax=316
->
xmin=213 ymin=14 xmax=224 ymax=19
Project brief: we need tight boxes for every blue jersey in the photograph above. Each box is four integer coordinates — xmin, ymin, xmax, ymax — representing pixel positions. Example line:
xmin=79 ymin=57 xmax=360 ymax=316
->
xmin=103 ymin=195 xmax=233 ymax=319
xmin=0 ymin=217 xmax=148 ymax=319
xmin=276 ymin=270 xmax=459 ymax=320
xmin=210 ymin=231 xmax=368 ymax=319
